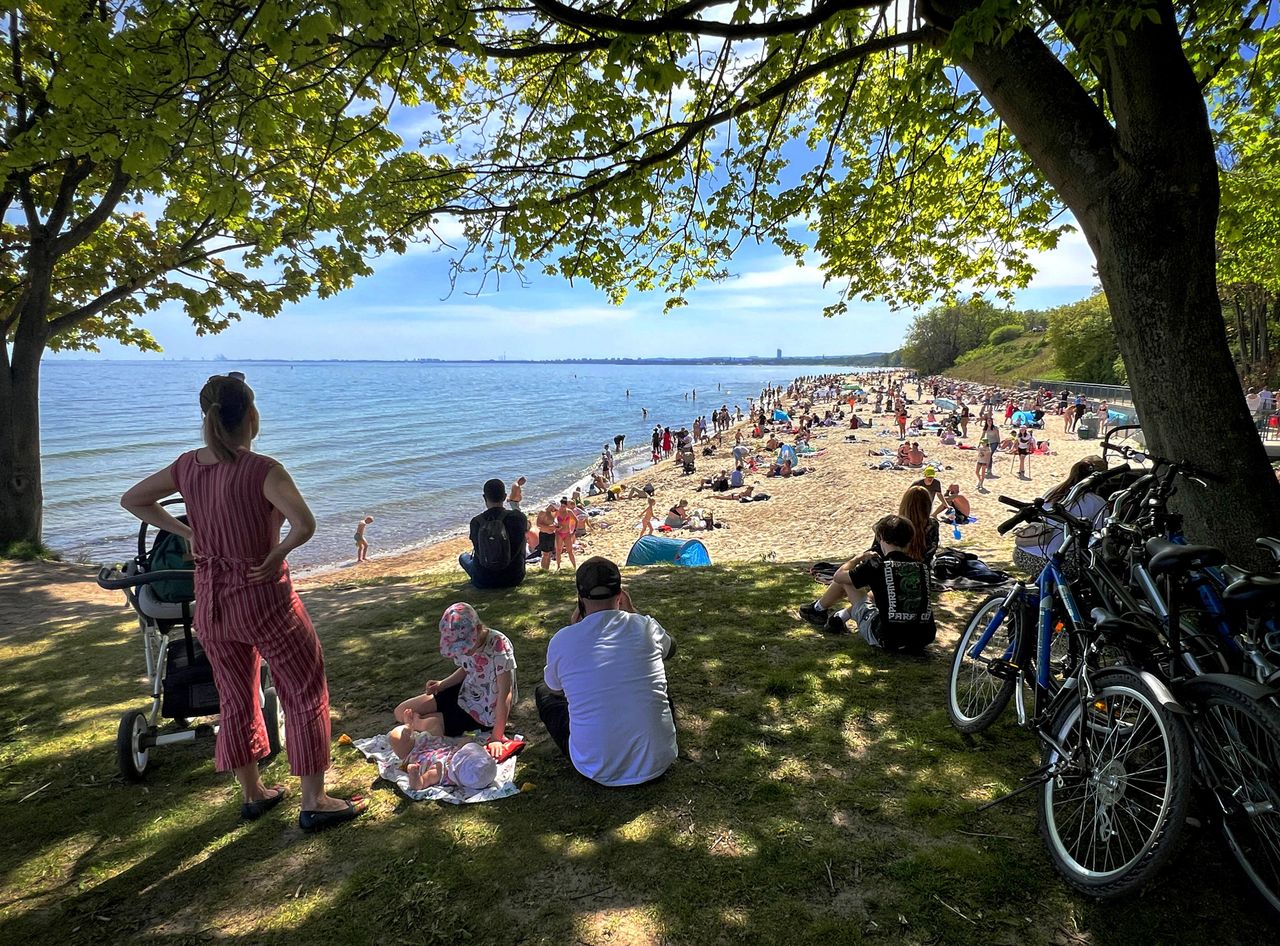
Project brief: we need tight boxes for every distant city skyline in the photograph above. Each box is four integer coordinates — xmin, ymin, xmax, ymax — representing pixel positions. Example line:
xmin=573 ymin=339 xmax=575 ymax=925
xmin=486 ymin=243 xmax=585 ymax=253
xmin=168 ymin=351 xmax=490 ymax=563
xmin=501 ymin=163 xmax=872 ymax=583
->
xmin=51 ymin=218 xmax=1098 ymax=363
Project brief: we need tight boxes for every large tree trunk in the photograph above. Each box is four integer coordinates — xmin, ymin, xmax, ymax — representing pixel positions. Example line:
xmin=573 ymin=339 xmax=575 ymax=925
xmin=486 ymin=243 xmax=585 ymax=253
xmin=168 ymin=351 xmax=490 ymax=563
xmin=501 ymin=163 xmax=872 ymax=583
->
xmin=0 ymin=333 xmax=44 ymax=550
xmin=939 ymin=6 xmax=1280 ymax=564
xmin=1089 ymin=185 xmax=1280 ymax=564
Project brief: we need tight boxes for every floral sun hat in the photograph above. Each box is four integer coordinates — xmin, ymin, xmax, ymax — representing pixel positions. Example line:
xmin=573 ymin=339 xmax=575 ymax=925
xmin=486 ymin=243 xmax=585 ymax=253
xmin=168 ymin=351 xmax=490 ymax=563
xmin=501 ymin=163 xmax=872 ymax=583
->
xmin=439 ymin=603 xmax=481 ymax=658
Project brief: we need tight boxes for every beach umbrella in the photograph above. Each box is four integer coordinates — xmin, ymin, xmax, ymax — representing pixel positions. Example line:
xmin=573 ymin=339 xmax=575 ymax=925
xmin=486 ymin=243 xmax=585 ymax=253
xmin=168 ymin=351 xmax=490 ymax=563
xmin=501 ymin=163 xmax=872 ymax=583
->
xmin=934 ymin=397 xmax=959 ymax=411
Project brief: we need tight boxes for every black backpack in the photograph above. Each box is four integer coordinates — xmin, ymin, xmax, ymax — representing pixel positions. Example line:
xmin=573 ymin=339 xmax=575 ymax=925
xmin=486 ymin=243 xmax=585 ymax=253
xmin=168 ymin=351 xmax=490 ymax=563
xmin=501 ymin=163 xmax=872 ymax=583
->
xmin=475 ymin=513 xmax=512 ymax=570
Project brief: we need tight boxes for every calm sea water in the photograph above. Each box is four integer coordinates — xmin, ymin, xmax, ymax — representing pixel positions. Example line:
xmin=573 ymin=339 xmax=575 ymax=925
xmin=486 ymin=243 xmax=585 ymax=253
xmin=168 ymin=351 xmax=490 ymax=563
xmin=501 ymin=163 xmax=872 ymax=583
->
xmin=41 ymin=360 xmax=864 ymax=570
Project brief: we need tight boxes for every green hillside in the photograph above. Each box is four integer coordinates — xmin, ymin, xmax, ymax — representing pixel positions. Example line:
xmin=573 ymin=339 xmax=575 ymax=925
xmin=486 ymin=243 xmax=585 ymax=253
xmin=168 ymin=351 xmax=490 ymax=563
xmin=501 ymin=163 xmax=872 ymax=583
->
xmin=947 ymin=333 xmax=1063 ymax=386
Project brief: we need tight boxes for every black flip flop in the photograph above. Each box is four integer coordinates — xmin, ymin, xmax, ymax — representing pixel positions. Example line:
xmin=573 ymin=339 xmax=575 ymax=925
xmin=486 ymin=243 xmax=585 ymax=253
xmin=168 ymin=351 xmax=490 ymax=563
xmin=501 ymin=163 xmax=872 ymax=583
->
xmin=299 ymin=797 xmax=368 ymax=833
xmin=240 ymin=786 xmax=288 ymax=821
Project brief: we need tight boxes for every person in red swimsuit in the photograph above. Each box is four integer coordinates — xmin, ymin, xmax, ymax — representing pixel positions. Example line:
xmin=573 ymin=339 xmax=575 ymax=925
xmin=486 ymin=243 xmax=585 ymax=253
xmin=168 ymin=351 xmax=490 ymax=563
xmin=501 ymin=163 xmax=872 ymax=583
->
xmin=121 ymin=374 xmax=366 ymax=832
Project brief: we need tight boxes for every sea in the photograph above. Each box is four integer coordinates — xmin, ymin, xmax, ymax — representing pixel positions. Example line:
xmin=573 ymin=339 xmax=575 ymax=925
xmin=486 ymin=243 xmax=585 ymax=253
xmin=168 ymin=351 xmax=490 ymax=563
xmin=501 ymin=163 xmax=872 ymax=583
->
xmin=41 ymin=360 xmax=876 ymax=572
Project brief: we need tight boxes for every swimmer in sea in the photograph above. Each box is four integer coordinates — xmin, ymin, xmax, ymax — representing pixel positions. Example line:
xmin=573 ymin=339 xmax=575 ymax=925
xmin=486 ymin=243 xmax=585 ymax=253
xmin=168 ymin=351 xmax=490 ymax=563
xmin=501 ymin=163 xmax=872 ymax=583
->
xmin=354 ymin=515 xmax=374 ymax=563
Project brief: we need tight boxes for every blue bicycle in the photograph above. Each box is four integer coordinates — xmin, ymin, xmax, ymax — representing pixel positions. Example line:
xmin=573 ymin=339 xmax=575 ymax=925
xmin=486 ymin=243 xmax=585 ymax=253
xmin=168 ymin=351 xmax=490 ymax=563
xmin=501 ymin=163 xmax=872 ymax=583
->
xmin=946 ymin=493 xmax=1193 ymax=898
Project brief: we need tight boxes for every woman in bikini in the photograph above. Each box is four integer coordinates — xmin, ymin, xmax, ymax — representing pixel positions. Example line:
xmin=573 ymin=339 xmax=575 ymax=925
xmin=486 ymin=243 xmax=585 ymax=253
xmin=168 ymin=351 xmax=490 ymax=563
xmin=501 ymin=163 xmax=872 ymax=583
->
xmin=554 ymin=497 xmax=579 ymax=570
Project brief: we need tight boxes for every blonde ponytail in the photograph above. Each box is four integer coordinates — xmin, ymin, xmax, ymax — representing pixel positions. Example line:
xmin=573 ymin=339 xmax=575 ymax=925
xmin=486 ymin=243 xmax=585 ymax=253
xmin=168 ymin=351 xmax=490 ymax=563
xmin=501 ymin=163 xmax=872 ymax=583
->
xmin=199 ymin=376 xmax=254 ymax=463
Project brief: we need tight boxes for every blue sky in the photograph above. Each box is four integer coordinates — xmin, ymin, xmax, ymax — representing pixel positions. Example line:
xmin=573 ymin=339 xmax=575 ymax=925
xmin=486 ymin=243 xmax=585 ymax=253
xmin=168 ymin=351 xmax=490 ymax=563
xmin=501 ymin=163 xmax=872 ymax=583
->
xmin=63 ymin=220 xmax=1098 ymax=362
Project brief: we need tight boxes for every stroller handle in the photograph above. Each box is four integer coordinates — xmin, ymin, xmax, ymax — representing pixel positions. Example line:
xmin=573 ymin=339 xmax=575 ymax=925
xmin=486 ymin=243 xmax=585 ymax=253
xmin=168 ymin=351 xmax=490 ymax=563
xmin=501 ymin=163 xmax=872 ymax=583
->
xmin=97 ymin=563 xmax=194 ymax=590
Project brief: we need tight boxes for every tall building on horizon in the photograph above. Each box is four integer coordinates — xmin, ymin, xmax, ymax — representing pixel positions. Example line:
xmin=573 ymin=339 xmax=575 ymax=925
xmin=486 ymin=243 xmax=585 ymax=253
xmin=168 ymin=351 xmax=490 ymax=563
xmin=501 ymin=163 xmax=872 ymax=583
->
xmin=777 ymin=348 xmax=782 ymax=360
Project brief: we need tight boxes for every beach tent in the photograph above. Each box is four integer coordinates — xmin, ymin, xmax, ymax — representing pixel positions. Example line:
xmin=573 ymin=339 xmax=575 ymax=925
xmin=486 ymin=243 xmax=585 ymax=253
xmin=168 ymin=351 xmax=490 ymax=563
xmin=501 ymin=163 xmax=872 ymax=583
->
xmin=626 ymin=536 xmax=712 ymax=567
xmin=1012 ymin=410 xmax=1039 ymax=426
xmin=772 ymin=409 xmax=791 ymax=422
xmin=776 ymin=444 xmax=798 ymax=466
xmin=933 ymin=397 xmax=959 ymax=411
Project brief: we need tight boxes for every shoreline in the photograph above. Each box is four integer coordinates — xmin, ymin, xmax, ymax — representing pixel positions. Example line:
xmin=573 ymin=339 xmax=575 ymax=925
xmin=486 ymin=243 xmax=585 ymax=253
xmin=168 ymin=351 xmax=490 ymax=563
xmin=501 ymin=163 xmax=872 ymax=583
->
xmin=297 ymin=375 xmax=1104 ymax=589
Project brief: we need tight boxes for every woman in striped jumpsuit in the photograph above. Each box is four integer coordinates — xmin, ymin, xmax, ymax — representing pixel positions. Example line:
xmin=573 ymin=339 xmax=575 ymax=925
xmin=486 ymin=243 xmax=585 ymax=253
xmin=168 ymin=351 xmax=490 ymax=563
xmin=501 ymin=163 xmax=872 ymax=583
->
xmin=122 ymin=374 xmax=365 ymax=831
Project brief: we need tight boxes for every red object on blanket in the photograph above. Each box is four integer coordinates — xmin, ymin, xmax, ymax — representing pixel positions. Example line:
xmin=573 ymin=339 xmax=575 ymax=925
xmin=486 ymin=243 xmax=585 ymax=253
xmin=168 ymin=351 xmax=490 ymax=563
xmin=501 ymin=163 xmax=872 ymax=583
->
xmin=489 ymin=737 xmax=526 ymax=763
xmin=659 ymin=524 xmax=673 ymax=532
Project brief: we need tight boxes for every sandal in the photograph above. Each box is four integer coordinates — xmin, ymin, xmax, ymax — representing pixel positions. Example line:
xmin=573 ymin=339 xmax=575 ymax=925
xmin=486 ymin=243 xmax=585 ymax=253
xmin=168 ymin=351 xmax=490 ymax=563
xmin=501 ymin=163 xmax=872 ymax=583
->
xmin=298 ymin=796 xmax=368 ymax=833
xmin=240 ymin=785 xmax=288 ymax=821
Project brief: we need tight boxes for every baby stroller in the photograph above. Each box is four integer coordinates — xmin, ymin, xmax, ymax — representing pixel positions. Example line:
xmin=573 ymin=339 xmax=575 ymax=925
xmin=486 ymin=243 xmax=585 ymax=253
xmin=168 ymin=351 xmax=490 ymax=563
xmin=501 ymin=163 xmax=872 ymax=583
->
xmin=97 ymin=499 xmax=282 ymax=781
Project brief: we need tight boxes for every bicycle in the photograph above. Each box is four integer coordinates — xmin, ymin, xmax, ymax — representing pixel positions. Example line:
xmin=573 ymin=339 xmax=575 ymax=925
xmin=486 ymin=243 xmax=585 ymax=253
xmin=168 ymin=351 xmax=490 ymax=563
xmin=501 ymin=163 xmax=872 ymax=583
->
xmin=947 ymin=495 xmax=1193 ymax=897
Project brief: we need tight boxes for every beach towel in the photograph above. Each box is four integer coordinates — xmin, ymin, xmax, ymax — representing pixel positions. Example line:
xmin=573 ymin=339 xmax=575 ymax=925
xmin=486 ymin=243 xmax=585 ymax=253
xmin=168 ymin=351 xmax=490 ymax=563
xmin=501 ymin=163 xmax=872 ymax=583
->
xmin=354 ymin=733 xmax=522 ymax=804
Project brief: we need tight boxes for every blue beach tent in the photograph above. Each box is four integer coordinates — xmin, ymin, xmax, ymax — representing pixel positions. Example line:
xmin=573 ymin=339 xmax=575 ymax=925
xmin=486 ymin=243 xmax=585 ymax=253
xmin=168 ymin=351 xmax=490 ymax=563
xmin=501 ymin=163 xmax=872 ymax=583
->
xmin=625 ymin=536 xmax=712 ymax=567
xmin=772 ymin=409 xmax=791 ymax=422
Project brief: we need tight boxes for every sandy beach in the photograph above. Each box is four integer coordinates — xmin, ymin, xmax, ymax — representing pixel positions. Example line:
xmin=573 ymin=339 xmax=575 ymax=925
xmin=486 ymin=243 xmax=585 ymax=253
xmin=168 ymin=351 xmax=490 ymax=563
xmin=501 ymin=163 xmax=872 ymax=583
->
xmin=298 ymin=379 xmax=1105 ymax=589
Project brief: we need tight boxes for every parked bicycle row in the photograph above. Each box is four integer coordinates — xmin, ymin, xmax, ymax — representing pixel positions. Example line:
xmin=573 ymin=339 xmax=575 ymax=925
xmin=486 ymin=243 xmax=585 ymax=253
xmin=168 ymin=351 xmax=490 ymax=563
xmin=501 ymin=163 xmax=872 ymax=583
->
xmin=946 ymin=425 xmax=1280 ymax=914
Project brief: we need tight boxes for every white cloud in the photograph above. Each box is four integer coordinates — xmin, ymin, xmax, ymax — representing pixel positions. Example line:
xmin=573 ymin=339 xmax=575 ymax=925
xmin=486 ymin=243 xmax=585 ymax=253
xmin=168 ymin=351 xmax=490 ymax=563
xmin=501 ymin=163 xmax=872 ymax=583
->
xmin=1023 ymin=225 xmax=1097 ymax=289
xmin=706 ymin=261 xmax=830 ymax=292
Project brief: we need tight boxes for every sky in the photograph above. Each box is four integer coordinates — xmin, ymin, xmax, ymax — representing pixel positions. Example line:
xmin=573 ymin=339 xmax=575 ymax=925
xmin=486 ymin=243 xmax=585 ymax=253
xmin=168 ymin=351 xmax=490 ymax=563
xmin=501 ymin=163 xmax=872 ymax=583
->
xmin=59 ymin=219 xmax=1099 ymax=362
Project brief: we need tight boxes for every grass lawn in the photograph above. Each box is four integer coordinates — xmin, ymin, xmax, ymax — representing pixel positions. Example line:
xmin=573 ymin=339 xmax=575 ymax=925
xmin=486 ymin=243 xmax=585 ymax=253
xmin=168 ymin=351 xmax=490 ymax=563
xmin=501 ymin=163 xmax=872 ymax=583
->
xmin=1 ymin=563 xmax=1274 ymax=945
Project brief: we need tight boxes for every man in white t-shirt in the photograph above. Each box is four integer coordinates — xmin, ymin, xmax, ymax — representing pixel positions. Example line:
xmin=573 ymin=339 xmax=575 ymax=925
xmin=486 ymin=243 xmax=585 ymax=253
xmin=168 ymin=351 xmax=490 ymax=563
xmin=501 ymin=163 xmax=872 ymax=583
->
xmin=536 ymin=557 xmax=677 ymax=787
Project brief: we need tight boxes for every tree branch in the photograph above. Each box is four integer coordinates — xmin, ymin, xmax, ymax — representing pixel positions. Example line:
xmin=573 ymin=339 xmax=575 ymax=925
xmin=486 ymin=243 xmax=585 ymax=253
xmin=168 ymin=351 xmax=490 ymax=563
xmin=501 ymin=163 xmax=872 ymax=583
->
xmin=529 ymin=0 xmax=892 ymax=39
xmin=46 ymin=241 xmax=255 ymax=338
xmin=930 ymin=13 xmax=1118 ymax=221
xmin=51 ymin=163 xmax=131 ymax=257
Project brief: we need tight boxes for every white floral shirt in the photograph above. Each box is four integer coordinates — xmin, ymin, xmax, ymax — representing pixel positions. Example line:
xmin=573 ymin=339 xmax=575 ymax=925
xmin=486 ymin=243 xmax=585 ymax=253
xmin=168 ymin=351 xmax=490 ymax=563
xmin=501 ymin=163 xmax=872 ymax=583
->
xmin=454 ymin=630 xmax=517 ymax=726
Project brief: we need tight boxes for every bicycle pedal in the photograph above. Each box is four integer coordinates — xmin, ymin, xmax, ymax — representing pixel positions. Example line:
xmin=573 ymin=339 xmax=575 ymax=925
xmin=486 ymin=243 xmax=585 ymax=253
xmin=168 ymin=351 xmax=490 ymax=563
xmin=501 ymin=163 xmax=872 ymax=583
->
xmin=986 ymin=657 xmax=1021 ymax=681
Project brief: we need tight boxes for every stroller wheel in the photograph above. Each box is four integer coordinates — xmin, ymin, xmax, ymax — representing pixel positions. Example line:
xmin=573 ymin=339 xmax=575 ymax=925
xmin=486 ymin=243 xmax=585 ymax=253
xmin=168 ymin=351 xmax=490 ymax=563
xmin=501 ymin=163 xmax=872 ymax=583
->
xmin=117 ymin=709 xmax=151 ymax=782
xmin=263 ymin=687 xmax=284 ymax=759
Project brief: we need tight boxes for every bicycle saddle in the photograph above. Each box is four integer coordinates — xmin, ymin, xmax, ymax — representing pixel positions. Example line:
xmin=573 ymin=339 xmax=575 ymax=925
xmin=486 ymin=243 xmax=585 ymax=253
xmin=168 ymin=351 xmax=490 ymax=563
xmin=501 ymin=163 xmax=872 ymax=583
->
xmin=1144 ymin=537 xmax=1226 ymax=576
xmin=1223 ymin=573 xmax=1280 ymax=606
xmin=1257 ymin=536 xmax=1280 ymax=561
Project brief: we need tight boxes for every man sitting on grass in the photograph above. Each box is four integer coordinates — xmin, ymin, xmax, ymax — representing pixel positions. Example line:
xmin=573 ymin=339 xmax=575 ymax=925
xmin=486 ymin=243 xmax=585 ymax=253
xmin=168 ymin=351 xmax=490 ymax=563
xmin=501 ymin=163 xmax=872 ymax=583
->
xmin=798 ymin=515 xmax=936 ymax=651
xmin=536 ymin=557 xmax=678 ymax=787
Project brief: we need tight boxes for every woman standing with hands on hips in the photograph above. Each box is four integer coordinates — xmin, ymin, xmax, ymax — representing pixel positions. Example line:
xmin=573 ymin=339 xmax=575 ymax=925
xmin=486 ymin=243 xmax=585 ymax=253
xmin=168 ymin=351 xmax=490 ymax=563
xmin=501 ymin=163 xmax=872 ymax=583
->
xmin=120 ymin=374 xmax=366 ymax=831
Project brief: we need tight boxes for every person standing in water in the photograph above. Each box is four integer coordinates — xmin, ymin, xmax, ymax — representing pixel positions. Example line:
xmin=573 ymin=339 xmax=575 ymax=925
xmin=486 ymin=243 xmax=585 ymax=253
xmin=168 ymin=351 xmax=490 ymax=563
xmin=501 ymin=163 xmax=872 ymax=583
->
xmin=354 ymin=515 xmax=374 ymax=563
xmin=508 ymin=476 xmax=526 ymax=512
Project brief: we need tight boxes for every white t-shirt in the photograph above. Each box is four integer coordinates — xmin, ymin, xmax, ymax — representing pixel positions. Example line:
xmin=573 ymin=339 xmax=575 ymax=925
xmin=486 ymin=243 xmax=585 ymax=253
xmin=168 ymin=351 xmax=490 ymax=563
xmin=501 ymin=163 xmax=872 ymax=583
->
xmin=1247 ymin=392 xmax=1262 ymax=414
xmin=543 ymin=610 xmax=677 ymax=787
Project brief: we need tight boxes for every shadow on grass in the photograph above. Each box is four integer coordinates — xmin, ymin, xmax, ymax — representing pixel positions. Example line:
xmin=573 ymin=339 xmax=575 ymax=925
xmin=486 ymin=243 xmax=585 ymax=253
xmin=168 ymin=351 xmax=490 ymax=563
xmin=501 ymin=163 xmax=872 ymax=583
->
xmin=0 ymin=563 xmax=1274 ymax=944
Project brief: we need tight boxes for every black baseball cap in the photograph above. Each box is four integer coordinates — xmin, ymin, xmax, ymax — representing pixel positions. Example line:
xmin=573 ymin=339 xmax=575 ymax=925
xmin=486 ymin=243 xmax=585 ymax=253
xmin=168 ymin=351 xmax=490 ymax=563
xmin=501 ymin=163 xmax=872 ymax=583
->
xmin=576 ymin=557 xmax=622 ymax=600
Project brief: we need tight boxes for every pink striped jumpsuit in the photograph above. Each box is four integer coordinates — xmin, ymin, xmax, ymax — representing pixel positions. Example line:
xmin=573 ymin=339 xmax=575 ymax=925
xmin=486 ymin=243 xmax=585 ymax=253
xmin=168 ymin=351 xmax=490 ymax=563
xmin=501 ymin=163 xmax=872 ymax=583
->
xmin=172 ymin=449 xmax=331 ymax=776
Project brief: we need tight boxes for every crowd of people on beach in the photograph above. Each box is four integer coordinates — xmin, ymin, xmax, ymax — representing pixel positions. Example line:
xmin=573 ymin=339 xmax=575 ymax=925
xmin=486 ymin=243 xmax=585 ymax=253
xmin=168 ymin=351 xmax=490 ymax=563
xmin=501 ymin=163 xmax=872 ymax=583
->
xmin=119 ymin=363 xmax=1141 ymax=833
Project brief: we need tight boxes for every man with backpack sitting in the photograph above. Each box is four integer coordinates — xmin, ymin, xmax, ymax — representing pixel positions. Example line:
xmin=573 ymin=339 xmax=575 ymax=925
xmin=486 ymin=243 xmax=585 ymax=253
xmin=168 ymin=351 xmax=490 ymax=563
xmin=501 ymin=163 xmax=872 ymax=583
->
xmin=459 ymin=478 xmax=529 ymax=590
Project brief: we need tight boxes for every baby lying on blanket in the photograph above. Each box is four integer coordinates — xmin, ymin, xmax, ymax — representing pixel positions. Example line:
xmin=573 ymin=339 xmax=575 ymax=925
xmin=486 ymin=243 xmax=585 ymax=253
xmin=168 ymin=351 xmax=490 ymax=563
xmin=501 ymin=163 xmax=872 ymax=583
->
xmin=391 ymin=731 xmax=498 ymax=792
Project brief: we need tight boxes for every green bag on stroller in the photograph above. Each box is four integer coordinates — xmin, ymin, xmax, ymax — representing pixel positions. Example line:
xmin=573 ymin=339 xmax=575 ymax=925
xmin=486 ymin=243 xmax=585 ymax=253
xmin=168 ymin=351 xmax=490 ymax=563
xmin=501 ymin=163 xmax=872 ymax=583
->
xmin=147 ymin=528 xmax=194 ymax=603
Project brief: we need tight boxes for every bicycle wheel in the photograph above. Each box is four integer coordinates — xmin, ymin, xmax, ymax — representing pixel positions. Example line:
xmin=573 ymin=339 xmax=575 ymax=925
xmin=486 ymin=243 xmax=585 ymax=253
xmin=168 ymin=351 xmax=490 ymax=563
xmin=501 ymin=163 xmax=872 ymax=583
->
xmin=1039 ymin=667 xmax=1192 ymax=897
xmin=946 ymin=592 xmax=1027 ymax=734
xmin=1182 ymin=678 xmax=1280 ymax=916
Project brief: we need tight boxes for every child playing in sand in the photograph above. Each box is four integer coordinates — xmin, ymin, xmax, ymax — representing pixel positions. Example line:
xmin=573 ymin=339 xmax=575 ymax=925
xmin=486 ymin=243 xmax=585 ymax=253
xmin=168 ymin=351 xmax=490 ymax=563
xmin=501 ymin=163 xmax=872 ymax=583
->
xmin=354 ymin=515 xmax=374 ymax=562
xmin=390 ymin=603 xmax=516 ymax=756
xmin=975 ymin=441 xmax=992 ymax=492
xmin=640 ymin=497 xmax=657 ymax=535
xmin=394 ymin=734 xmax=499 ymax=792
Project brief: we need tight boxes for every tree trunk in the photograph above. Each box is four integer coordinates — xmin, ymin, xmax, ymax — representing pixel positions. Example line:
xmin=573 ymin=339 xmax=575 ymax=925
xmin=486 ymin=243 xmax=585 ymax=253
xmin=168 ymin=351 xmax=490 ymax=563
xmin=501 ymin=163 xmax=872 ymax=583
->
xmin=938 ymin=6 xmax=1280 ymax=564
xmin=1086 ymin=184 xmax=1280 ymax=565
xmin=0 ymin=333 xmax=44 ymax=550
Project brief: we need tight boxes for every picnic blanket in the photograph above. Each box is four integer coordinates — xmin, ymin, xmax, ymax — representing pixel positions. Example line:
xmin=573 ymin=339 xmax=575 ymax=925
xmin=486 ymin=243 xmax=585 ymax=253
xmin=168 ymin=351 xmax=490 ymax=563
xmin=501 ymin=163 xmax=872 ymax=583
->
xmin=354 ymin=733 xmax=522 ymax=804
